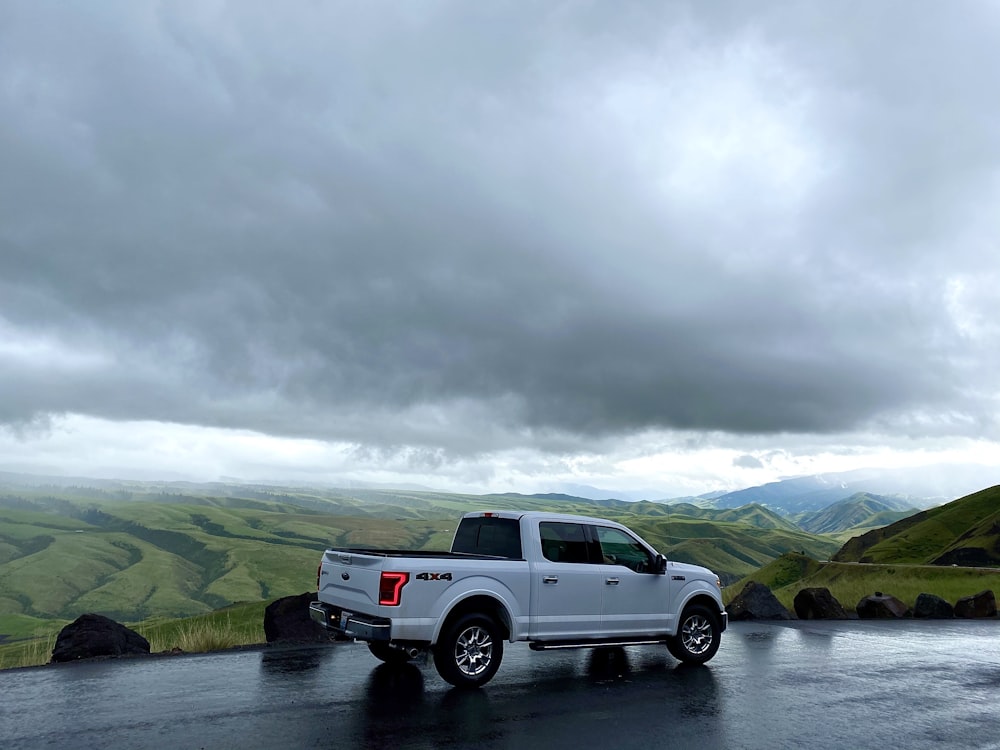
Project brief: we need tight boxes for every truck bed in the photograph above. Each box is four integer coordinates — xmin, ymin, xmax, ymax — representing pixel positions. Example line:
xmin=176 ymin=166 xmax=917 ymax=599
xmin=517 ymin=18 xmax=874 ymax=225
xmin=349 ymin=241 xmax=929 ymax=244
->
xmin=323 ymin=547 xmax=523 ymax=560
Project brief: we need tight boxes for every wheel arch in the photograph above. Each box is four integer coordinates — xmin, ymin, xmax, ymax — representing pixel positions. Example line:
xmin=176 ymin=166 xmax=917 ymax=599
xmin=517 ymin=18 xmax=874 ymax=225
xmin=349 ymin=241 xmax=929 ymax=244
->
xmin=434 ymin=594 xmax=513 ymax=645
xmin=677 ymin=592 xmax=725 ymax=631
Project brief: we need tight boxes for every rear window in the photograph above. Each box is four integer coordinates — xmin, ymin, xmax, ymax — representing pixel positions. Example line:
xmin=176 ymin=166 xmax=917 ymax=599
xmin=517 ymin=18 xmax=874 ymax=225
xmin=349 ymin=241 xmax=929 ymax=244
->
xmin=452 ymin=516 xmax=523 ymax=559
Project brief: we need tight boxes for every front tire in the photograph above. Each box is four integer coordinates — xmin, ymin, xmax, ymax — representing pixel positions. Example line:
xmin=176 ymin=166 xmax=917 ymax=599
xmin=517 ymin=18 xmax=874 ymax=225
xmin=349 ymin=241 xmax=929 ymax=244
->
xmin=433 ymin=613 xmax=504 ymax=688
xmin=666 ymin=604 xmax=721 ymax=665
xmin=368 ymin=641 xmax=413 ymax=665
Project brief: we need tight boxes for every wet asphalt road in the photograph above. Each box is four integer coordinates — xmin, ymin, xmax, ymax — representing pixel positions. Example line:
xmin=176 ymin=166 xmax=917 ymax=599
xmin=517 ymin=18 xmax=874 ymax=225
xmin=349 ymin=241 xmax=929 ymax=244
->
xmin=2 ymin=620 xmax=999 ymax=750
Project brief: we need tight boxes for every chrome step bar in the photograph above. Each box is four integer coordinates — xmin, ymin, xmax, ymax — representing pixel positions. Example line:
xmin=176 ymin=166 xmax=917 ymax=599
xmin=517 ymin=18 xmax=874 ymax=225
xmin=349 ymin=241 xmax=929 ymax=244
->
xmin=530 ymin=638 xmax=668 ymax=651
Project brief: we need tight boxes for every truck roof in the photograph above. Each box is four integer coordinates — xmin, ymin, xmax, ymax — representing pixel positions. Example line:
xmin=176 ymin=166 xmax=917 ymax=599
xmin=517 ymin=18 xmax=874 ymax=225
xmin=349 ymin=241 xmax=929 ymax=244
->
xmin=462 ymin=509 xmax=631 ymax=528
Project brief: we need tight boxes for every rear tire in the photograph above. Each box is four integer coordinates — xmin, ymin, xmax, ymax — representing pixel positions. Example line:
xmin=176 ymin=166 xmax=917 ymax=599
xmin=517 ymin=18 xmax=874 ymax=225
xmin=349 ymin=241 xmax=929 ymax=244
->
xmin=666 ymin=604 xmax=721 ymax=665
xmin=367 ymin=642 xmax=413 ymax=665
xmin=433 ymin=613 xmax=504 ymax=688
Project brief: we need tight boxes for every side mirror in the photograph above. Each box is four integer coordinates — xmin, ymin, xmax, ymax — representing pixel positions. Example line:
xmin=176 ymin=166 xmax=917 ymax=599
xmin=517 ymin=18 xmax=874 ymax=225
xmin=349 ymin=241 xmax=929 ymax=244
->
xmin=655 ymin=554 xmax=667 ymax=575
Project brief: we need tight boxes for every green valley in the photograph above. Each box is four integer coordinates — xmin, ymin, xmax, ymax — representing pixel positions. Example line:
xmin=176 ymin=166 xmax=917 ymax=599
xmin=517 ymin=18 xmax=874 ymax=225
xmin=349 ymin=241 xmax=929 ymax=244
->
xmin=1 ymin=479 xmax=844 ymax=641
xmin=4 ymin=476 xmax=997 ymax=658
xmin=727 ymin=485 xmax=1000 ymax=612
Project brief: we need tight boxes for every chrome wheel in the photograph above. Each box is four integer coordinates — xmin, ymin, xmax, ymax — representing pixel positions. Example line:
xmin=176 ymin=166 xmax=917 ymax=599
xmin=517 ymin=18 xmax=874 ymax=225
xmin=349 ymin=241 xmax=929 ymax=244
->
xmin=666 ymin=604 xmax=721 ymax=665
xmin=434 ymin=613 xmax=505 ymax=688
xmin=454 ymin=624 xmax=494 ymax=677
xmin=680 ymin=614 xmax=713 ymax=655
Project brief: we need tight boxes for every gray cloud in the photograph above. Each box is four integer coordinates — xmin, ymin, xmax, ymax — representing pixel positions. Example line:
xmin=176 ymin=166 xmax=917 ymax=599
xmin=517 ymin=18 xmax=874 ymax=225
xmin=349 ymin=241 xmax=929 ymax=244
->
xmin=733 ymin=455 xmax=764 ymax=470
xmin=2 ymin=1 xmax=999 ymax=463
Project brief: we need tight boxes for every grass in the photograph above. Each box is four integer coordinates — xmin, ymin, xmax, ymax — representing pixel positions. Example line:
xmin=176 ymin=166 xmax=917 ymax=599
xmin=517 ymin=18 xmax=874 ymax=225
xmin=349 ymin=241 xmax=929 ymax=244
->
xmin=0 ymin=614 xmax=66 ymax=670
xmin=726 ymin=557 xmax=1000 ymax=613
xmin=0 ymin=632 xmax=58 ymax=670
xmin=0 ymin=600 xmax=268 ymax=671
xmin=142 ymin=614 xmax=263 ymax=653
xmin=136 ymin=600 xmax=267 ymax=653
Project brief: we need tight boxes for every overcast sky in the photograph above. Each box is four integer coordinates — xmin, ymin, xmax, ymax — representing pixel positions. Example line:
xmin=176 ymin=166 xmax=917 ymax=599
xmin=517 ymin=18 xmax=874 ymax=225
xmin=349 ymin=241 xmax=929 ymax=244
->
xmin=1 ymin=1 xmax=998 ymax=498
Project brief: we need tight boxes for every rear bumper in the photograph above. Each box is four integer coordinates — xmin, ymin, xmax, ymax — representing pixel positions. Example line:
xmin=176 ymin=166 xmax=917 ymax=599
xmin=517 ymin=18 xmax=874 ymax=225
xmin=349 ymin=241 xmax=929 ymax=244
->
xmin=309 ymin=601 xmax=391 ymax=641
xmin=719 ymin=609 xmax=728 ymax=633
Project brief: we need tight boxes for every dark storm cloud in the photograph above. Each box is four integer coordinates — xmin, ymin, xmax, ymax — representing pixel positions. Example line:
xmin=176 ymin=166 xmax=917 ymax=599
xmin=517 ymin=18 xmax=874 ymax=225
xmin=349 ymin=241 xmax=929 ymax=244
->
xmin=1 ymin=1 xmax=998 ymax=453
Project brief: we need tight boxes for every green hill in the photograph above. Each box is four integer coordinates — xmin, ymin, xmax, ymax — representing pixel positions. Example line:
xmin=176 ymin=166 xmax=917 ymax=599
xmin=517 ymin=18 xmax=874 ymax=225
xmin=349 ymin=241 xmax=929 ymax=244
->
xmin=794 ymin=492 xmax=918 ymax=535
xmin=727 ymin=485 xmax=1000 ymax=613
xmin=833 ymin=485 xmax=1000 ymax=565
xmin=711 ymin=504 xmax=801 ymax=531
xmin=0 ymin=478 xmax=845 ymax=637
xmin=0 ymin=495 xmax=454 ymax=629
xmin=661 ymin=502 xmax=800 ymax=531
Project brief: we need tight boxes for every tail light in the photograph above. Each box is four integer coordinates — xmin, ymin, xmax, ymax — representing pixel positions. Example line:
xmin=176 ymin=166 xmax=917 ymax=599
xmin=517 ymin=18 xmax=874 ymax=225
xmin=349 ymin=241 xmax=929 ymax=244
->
xmin=378 ymin=571 xmax=409 ymax=606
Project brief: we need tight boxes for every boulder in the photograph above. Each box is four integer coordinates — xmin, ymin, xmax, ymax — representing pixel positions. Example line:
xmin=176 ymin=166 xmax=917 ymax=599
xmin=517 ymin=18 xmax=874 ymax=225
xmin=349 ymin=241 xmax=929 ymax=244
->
xmin=856 ymin=591 xmax=910 ymax=619
xmin=51 ymin=613 xmax=150 ymax=663
xmin=264 ymin=592 xmax=334 ymax=643
xmin=793 ymin=588 xmax=849 ymax=620
xmin=913 ymin=593 xmax=954 ymax=619
xmin=725 ymin=581 xmax=794 ymax=621
xmin=954 ymin=590 xmax=997 ymax=619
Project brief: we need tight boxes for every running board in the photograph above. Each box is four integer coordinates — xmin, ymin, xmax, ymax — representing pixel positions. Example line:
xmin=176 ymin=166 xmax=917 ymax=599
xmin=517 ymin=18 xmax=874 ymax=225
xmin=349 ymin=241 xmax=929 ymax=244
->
xmin=529 ymin=638 xmax=669 ymax=651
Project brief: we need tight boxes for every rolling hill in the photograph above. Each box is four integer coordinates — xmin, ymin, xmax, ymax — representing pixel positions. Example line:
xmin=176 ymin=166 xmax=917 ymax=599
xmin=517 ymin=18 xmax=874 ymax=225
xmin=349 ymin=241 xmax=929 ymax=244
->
xmin=0 ymin=496 xmax=456 ymax=629
xmin=793 ymin=492 xmax=918 ymax=535
xmin=725 ymin=485 xmax=1000 ymax=613
xmin=833 ymin=485 xmax=1000 ymax=566
xmin=0 ymin=476 xmax=846 ymax=635
xmin=657 ymin=502 xmax=801 ymax=531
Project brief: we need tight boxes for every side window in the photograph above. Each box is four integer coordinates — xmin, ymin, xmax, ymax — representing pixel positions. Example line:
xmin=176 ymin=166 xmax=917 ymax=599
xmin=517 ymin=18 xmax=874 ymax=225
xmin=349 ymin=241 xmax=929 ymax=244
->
xmin=539 ymin=522 xmax=593 ymax=564
xmin=595 ymin=526 xmax=654 ymax=573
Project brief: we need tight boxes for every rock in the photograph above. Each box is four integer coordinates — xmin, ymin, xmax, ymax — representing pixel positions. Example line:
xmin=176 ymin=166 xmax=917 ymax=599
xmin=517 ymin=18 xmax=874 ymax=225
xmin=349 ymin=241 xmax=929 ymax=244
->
xmin=954 ymin=590 xmax=997 ymax=619
xmin=793 ymin=588 xmax=849 ymax=619
xmin=725 ymin=581 xmax=794 ymax=621
xmin=51 ymin=613 xmax=150 ymax=663
xmin=913 ymin=593 xmax=954 ymax=619
xmin=264 ymin=592 xmax=334 ymax=643
xmin=856 ymin=591 xmax=910 ymax=619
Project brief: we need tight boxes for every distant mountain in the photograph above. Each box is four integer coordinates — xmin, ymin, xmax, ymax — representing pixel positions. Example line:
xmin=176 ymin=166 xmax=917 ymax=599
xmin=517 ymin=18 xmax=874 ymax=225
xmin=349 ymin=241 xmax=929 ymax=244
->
xmin=707 ymin=465 xmax=997 ymax=515
xmin=833 ymin=485 xmax=1000 ymax=566
xmin=711 ymin=475 xmax=862 ymax=513
xmin=794 ymin=493 xmax=918 ymax=534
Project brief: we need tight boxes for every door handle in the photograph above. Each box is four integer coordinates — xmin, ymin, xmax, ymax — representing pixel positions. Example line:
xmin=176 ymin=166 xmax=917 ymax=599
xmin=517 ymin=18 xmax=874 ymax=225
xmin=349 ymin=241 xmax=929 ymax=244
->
xmin=605 ymin=577 xmax=620 ymax=585
xmin=543 ymin=575 xmax=559 ymax=584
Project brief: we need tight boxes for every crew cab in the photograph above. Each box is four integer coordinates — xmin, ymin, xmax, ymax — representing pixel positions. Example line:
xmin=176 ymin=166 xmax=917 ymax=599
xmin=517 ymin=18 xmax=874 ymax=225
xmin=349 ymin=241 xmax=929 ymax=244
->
xmin=310 ymin=510 xmax=727 ymax=688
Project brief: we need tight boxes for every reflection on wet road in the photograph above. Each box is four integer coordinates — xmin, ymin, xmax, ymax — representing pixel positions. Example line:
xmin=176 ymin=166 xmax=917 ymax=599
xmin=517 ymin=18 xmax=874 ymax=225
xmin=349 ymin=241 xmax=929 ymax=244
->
xmin=2 ymin=620 xmax=999 ymax=749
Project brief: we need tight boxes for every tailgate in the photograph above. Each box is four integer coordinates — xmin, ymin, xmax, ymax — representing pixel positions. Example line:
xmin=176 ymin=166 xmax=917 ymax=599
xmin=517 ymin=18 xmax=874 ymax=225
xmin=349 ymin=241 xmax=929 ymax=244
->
xmin=318 ymin=550 xmax=385 ymax=613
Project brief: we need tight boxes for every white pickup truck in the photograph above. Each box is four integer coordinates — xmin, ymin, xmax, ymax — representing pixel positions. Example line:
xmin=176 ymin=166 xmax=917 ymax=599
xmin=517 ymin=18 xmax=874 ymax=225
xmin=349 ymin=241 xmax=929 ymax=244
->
xmin=310 ymin=510 xmax=727 ymax=688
